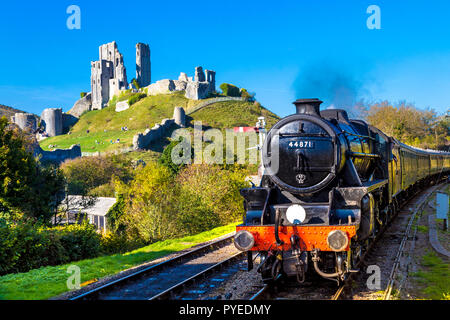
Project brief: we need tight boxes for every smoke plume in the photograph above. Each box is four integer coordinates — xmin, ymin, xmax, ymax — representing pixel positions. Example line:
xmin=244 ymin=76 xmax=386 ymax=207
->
xmin=292 ymin=62 xmax=367 ymax=117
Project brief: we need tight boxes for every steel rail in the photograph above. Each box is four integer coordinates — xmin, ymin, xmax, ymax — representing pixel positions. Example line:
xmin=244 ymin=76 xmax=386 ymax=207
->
xmin=70 ymin=233 xmax=235 ymax=300
xmin=149 ymin=251 xmax=246 ymax=300
xmin=249 ymin=284 xmax=270 ymax=300
xmin=383 ymin=185 xmax=439 ymax=300
xmin=332 ymin=185 xmax=438 ymax=300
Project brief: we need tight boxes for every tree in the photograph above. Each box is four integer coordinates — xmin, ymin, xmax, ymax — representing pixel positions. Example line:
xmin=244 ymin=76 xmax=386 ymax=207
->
xmin=0 ymin=117 xmax=64 ymax=224
xmin=365 ymin=101 xmax=449 ymax=150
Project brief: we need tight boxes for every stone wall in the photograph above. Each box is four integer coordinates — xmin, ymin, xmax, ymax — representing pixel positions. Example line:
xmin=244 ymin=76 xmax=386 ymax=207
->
xmin=36 ymin=144 xmax=81 ymax=164
xmin=68 ymin=93 xmax=92 ymax=117
xmin=132 ymin=107 xmax=186 ymax=150
xmin=144 ymin=66 xmax=216 ymax=100
xmin=146 ymin=79 xmax=176 ymax=95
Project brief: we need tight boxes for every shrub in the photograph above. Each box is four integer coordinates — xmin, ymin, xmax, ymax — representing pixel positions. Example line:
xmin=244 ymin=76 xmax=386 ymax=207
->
xmin=128 ymin=93 xmax=147 ymax=106
xmin=109 ymin=163 xmax=247 ymax=244
xmin=61 ymin=155 xmax=133 ymax=196
xmin=80 ymin=92 xmax=87 ymax=99
xmin=100 ymin=231 xmax=143 ymax=255
xmin=158 ymin=137 xmax=194 ymax=175
xmin=219 ymin=83 xmax=240 ymax=97
xmin=176 ymin=165 xmax=247 ymax=232
xmin=0 ymin=221 xmax=101 ymax=275
xmin=119 ymin=163 xmax=179 ymax=242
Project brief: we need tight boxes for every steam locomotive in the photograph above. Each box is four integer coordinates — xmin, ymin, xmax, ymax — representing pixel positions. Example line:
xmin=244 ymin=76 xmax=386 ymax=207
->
xmin=234 ymin=98 xmax=450 ymax=284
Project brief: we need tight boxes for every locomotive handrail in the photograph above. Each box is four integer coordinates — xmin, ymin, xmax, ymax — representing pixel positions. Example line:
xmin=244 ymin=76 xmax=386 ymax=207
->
xmin=347 ymin=151 xmax=381 ymax=158
xmin=338 ymin=130 xmax=377 ymax=141
xmin=278 ymin=133 xmax=330 ymax=138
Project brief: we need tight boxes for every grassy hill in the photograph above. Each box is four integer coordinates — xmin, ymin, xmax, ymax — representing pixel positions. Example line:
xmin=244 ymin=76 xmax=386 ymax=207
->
xmin=189 ymin=100 xmax=279 ymax=129
xmin=39 ymin=92 xmax=280 ymax=153
xmin=0 ymin=104 xmax=27 ymax=119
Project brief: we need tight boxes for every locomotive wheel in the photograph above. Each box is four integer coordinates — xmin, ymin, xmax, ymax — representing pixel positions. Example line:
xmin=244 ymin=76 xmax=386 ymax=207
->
xmin=260 ymin=255 xmax=281 ymax=283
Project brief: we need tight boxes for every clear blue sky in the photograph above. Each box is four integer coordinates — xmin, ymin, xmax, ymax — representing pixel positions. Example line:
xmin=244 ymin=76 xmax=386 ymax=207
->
xmin=1 ymin=0 xmax=450 ymax=117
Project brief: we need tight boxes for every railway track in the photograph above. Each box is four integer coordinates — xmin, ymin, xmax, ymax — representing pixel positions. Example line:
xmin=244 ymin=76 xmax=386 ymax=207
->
xmin=248 ymin=183 xmax=442 ymax=301
xmin=333 ymin=183 xmax=440 ymax=300
xmin=70 ymin=233 xmax=245 ymax=300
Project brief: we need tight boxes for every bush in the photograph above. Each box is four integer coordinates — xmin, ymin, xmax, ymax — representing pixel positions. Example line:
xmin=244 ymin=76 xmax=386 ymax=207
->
xmin=80 ymin=92 xmax=87 ymax=99
xmin=219 ymin=83 xmax=240 ymax=97
xmin=0 ymin=221 xmax=101 ymax=275
xmin=100 ymin=231 xmax=143 ymax=255
xmin=158 ymin=137 xmax=194 ymax=175
xmin=118 ymin=163 xmax=179 ymax=242
xmin=61 ymin=155 xmax=133 ymax=196
xmin=176 ymin=165 xmax=247 ymax=233
xmin=128 ymin=93 xmax=147 ymax=106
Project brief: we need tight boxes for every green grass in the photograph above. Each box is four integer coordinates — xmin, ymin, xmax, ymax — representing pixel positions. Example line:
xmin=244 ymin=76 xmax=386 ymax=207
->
xmin=190 ymin=100 xmax=279 ymax=130
xmin=39 ymin=93 xmax=278 ymax=153
xmin=40 ymin=129 xmax=139 ymax=153
xmin=412 ymin=251 xmax=450 ymax=300
xmin=0 ymin=222 xmax=238 ymax=300
xmin=417 ymin=225 xmax=429 ymax=233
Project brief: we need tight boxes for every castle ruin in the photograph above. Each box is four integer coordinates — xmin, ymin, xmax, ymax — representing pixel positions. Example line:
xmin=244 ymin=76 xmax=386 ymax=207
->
xmin=91 ymin=41 xmax=129 ymax=110
xmin=136 ymin=43 xmax=151 ymax=87
xmin=146 ymin=66 xmax=216 ymax=100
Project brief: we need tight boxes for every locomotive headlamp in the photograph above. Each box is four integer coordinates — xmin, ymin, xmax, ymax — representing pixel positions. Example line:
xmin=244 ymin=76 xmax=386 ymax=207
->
xmin=286 ymin=204 xmax=306 ymax=225
xmin=234 ymin=230 xmax=255 ymax=251
xmin=327 ymin=230 xmax=349 ymax=252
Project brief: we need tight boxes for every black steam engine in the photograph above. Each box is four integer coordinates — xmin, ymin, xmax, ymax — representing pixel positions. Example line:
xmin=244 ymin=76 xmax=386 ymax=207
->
xmin=234 ymin=98 xmax=450 ymax=284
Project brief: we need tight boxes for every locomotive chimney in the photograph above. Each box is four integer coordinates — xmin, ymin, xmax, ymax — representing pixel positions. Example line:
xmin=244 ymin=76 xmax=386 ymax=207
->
xmin=293 ymin=98 xmax=323 ymax=116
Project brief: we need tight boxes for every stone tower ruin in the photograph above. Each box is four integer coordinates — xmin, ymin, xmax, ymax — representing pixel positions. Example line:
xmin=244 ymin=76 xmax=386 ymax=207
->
xmin=91 ymin=41 xmax=128 ymax=110
xmin=12 ymin=113 xmax=37 ymax=132
xmin=136 ymin=43 xmax=151 ymax=87
xmin=41 ymin=108 xmax=63 ymax=137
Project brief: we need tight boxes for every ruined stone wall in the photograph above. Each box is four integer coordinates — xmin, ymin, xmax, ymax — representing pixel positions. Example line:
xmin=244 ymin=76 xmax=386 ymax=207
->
xmin=185 ymin=66 xmax=216 ymax=100
xmin=144 ymin=67 xmax=216 ymax=100
xmin=132 ymin=107 xmax=186 ymax=150
xmin=36 ymin=144 xmax=81 ymax=164
xmin=136 ymin=43 xmax=151 ymax=87
xmin=146 ymin=79 xmax=176 ymax=95
xmin=68 ymin=93 xmax=92 ymax=117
